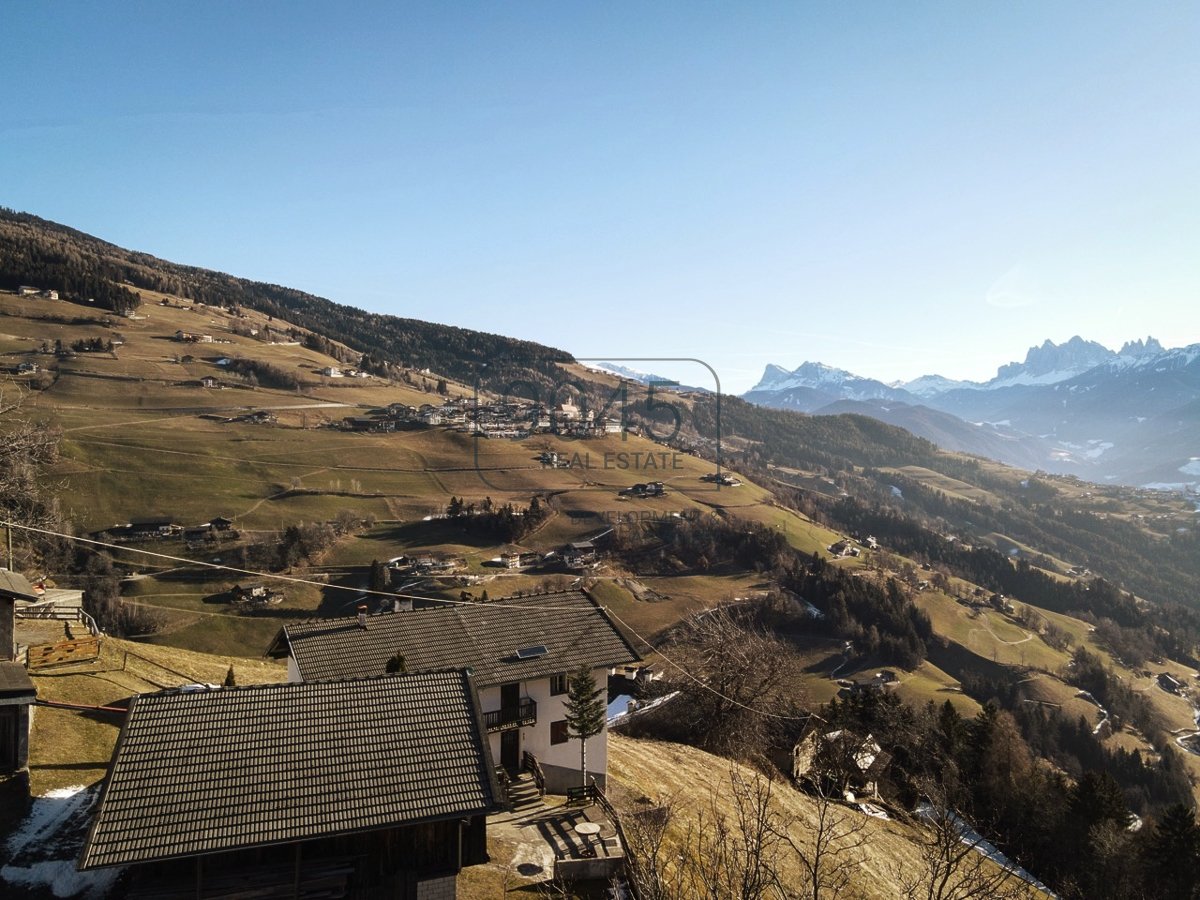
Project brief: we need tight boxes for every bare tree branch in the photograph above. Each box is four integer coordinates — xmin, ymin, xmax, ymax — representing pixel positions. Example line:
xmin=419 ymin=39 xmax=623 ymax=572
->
xmin=897 ymin=785 xmax=1027 ymax=900
xmin=776 ymin=784 xmax=869 ymax=900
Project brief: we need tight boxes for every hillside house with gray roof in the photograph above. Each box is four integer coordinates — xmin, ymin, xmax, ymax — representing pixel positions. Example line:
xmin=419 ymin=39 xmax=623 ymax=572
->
xmin=267 ymin=589 xmax=641 ymax=792
xmin=79 ymin=670 xmax=500 ymax=899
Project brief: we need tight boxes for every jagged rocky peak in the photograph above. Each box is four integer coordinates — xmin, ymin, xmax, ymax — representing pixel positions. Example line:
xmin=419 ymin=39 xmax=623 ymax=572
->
xmin=993 ymin=336 xmax=1115 ymax=383
xmin=750 ymin=361 xmax=857 ymax=392
xmin=757 ymin=363 xmax=795 ymax=387
xmin=1117 ymin=336 xmax=1164 ymax=358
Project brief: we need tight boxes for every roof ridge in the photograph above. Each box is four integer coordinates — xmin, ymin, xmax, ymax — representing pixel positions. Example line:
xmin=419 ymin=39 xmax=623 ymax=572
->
xmin=279 ymin=588 xmax=595 ymax=630
xmin=145 ymin=668 xmax=471 ymax=699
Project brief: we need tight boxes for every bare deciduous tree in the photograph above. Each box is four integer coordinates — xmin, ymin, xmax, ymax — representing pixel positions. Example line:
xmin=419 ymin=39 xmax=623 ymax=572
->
xmin=662 ymin=604 xmax=806 ymax=757
xmin=621 ymin=764 xmax=882 ymax=900
xmin=1 ymin=385 xmax=64 ymax=570
xmin=897 ymin=788 xmax=1026 ymax=900
xmin=683 ymin=767 xmax=788 ymax=900
xmin=778 ymin=785 xmax=869 ymax=900
xmin=624 ymin=768 xmax=795 ymax=900
xmin=623 ymin=795 xmax=690 ymax=900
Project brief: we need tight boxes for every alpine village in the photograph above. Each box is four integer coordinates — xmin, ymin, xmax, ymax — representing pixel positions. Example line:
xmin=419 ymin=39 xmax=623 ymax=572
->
xmin=6 ymin=208 xmax=1200 ymax=900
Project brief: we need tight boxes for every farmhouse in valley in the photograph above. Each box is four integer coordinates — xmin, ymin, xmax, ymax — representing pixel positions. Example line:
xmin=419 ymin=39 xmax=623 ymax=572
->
xmin=792 ymin=728 xmax=890 ymax=801
xmin=267 ymin=589 xmax=640 ymax=792
xmin=78 ymin=671 xmax=500 ymax=898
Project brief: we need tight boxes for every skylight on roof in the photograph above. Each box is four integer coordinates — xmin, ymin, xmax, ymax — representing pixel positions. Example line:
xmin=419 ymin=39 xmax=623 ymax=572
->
xmin=515 ymin=645 xmax=548 ymax=659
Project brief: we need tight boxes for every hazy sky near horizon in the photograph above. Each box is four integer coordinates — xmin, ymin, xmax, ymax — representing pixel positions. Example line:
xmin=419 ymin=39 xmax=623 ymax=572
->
xmin=3 ymin=2 xmax=1198 ymax=393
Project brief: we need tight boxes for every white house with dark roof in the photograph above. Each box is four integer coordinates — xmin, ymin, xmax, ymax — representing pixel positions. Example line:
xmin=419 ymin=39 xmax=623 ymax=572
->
xmin=79 ymin=671 xmax=500 ymax=899
xmin=267 ymin=589 xmax=641 ymax=792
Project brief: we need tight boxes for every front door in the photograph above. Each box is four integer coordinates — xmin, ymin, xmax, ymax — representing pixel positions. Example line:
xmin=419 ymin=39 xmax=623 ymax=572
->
xmin=501 ymin=682 xmax=520 ymax=711
xmin=501 ymin=729 xmax=520 ymax=772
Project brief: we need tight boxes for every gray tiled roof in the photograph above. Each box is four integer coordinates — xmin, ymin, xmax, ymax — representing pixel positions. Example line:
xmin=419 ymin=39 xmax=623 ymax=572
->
xmin=0 ymin=661 xmax=36 ymax=701
xmin=79 ymin=670 xmax=499 ymax=870
xmin=271 ymin=590 xmax=640 ymax=686
xmin=0 ymin=569 xmax=38 ymax=602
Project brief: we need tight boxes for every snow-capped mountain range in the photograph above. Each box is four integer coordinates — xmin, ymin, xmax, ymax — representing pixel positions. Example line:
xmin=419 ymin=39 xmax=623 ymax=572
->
xmin=750 ymin=336 xmax=1173 ymax=398
xmin=588 ymin=361 xmax=712 ymax=394
xmin=744 ymin=337 xmax=1200 ymax=490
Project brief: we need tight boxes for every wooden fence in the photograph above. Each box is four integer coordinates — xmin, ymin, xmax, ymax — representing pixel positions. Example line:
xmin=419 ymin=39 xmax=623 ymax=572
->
xmin=16 ymin=602 xmax=100 ymax=636
xmin=26 ymin=636 xmax=102 ymax=670
xmin=591 ymin=778 xmax=642 ymax=900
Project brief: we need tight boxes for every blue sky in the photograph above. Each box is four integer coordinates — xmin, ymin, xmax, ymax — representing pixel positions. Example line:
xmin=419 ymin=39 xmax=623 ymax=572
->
xmin=3 ymin=2 xmax=1197 ymax=392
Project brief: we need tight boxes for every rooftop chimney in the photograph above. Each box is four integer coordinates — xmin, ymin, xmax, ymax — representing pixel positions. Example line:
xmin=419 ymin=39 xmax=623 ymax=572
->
xmin=357 ymin=605 xmax=368 ymax=629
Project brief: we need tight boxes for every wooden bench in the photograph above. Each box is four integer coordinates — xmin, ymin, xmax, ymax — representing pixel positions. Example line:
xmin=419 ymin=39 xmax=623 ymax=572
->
xmin=566 ymin=785 xmax=597 ymax=805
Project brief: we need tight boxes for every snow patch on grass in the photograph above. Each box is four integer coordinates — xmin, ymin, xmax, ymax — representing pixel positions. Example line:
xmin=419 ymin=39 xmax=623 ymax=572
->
xmin=2 ymin=785 xmax=121 ymax=898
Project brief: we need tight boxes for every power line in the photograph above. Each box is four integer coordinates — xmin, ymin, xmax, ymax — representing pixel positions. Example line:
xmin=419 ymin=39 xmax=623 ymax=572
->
xmin=1 ymin=521 xmax=598 ymax=614
xmin=6 ymin=520 xmax=825 ymax=723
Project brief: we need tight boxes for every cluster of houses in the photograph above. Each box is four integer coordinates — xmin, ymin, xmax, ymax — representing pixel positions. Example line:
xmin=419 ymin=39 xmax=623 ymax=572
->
xmin=95 ymin=516 xmax=236 ymax=546
xmin=699 ymin=472 xmax=742 ymax=486
xmin=482 ymin=540 xmax=604 ymax=573
xmin=57 ymin=587 xmax=641 ymax=897
xmin=387 ymin=537 xmax=606 ymax=580
xmin=494 ymin=540 xmax=601 ymax=572
xmin=387 ymin=554 xmax=469 ymax=578
xmin=173 ymin=329 xmax=215 ymax=343
xmin=16 ymin=286 xmax=59 ymax=300
xmin=619 ymin=482 xmax=666 ymax=498
xmin=341 ymin=396 xmax=625 ymax=440
xmin=959 ymin=588 xmax=1015 ymax=614
xmin=229 ymin=582 xmax=286 ymax=606
xmin=200 ymin=410 xmax=277 ymax=425
xmin=829 ymin=534 xmax=877 ymax=558
xmin=318 ymin=365 xmax=371 ymax=379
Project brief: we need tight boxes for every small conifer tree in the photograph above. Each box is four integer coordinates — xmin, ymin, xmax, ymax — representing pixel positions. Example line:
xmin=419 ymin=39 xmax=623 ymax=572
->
xmin=564 ymin=665 xmax=606 ymax=788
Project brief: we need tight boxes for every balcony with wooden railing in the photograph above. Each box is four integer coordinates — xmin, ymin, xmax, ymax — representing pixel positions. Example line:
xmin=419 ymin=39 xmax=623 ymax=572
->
xmin=484 ymin=697 xmax=537 ymax=732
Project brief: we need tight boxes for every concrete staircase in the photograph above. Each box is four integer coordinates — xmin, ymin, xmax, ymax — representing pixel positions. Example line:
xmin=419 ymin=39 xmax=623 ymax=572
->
xmin=506 ymin=772 xmax=543 ymax=814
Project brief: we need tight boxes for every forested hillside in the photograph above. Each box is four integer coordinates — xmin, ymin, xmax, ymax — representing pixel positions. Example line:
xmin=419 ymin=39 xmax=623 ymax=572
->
xmin=0 ymin=208 xmax=569 ymax=389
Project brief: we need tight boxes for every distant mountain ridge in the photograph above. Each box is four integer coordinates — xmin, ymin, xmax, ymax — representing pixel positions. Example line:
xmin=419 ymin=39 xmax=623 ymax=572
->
xmin=747 ymin=362 xmax=912 ymax=411
xmin=589 ymin=361 xmax=712 ymax=393
xmin=752 ymin=335 xmax=1173 ymax=399
xmin=746 ymin=336 xmax=1200 ymax=489
xmin=990 ymin=336 xmax=1116 ymax=387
